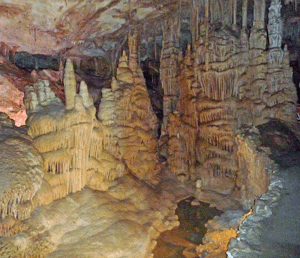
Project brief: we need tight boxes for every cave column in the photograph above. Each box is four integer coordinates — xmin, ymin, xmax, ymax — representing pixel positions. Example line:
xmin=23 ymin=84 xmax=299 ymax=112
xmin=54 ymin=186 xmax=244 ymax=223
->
xmin=160 ymin=18 xmax=180 ymax=136
xmin=268 ymin=0 xmax=283 ymax=49
xmin=205 ymin=0 xmax=209 ymax=23
xmin=205 ymin=0 xmax=210 ymax=71
xmin=253 ymin=0 xmax=266 ymax=30
xmin=233 ymin=0 xmax=238 ymax=29
xmin=240 ymin=0 xmax=249 ymax=51
xmin=191 ymin=0 xmax=201 ymax=47
xmin=250 ymin=0 xmax=267 ymax=51
xmin=242 ymin=0 xmax=248 ymax=29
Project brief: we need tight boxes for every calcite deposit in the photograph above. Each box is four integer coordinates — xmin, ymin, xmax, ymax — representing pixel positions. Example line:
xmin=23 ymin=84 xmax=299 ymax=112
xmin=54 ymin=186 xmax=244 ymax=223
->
xmin=97 ymin=32 xmax=160 ymax=185
xmin=0 ymin=51 xmax=178 ymax=257
xmin=0 ymin=173 xmax=184 ymax=258
xmin=0 ymin=113 xmax=44 ymax=220
xmin=164 ymin=0 xmax=297 ymax=206
xmin=23 ymin=32 xmax=160 ymax=211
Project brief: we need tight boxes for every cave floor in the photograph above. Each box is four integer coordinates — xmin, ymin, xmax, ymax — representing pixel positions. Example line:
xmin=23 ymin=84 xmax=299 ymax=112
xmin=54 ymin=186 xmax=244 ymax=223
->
xmin=258 ymin=151 xmax=300 ymax=258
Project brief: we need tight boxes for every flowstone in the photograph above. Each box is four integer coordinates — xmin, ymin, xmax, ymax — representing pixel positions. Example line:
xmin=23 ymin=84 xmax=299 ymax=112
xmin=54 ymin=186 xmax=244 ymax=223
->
xmin=0 ymin=113 xmax=44 ymax=221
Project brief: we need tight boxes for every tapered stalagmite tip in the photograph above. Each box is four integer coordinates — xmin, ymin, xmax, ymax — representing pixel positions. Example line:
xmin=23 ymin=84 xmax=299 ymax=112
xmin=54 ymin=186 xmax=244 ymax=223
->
xmin=79 ymin=80 xmax=94 ymax=108
xmin=64 ymin=58 xmax=77 ymax=110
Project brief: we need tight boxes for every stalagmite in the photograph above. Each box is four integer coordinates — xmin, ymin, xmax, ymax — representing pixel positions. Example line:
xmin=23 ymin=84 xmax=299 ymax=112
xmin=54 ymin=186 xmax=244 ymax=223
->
xmin=205 ymin=0 xmax=210 ymax=70
xmin=64 ymin=58 xmax=77 ymax=110
xmin=79 ymin=81 xmax=94 ymax=108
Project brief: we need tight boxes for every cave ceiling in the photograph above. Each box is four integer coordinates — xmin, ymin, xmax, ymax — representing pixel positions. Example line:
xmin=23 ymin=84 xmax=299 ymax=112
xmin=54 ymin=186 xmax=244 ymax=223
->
xmin=0 ymin=0 xmax=190 ymax=57
xmin=1 ymin=0 xmax=300 ymax=60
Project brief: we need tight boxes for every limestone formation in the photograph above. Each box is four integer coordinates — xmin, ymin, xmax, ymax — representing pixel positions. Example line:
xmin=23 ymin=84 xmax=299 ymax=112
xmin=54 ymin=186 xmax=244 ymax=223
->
xmin=0 ymin=1 xmax=300 ymax=257
xmin=24 ymin=40 xmax=160 ymax=210
xmin=0 ymin=175 xmax=180 ymax=258
xmin=0 ymin=73 xmax=27 ymax=127
xmin=268 ymin=0 xmax=283 ymax=49
xmin=64 ymin=58 xmax=77 ymax=110
xmin=166 ymin=0 xmax=297 ymax=203
xmin=24 ymin=79 xmax=62 ymax=114
xmin=196 ymin=211 xmax=244 ymax=257
xmin=26 ymin=82 xmax=96 ymax=207
xmin=0 ymin=113 xmax=44 ymax=220
xmin=79 ymin=80 xmax=94 ymax=108
xmin=160 ymin=16 xmax=181 ymax=136
xmin=98 ymin=41 xmax=160 ymax=185
xmin=0 ymin=47 xmax=178 ymax=256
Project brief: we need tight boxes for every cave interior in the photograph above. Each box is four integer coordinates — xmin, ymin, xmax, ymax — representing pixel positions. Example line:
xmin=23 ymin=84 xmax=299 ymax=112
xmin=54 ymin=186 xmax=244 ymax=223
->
xmin=0 ymin=0 xmax=300 ymax=257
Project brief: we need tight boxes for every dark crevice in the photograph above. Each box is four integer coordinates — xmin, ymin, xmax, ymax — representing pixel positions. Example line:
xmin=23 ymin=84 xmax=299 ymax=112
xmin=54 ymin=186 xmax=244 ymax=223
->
xmin=141 ymin=59 xmax=164 ymax=138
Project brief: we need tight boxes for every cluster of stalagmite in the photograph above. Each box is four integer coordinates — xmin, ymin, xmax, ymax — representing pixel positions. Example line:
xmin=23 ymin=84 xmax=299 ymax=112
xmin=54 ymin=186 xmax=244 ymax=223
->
xmin=23 ymin=32 xmax=160 ymax=207
xmin=165 ymin=0 xmax=297 ymax=200
xmin=25 ymin=61 xmax=96 ymax=206
xmin=24 ymin=79 xmax=62 ymax=112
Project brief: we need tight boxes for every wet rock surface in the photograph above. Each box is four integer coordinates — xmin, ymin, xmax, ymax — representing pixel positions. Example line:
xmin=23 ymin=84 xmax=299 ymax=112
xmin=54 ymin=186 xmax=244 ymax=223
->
xmin=153 ymin=197 xmax=223 ymax=258
xmin=227 ymin=150 xmax=300 ymax=258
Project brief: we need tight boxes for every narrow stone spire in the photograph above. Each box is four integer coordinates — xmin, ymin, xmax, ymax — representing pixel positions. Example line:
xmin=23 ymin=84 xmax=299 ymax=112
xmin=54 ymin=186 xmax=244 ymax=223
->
xmin=64 ymin=58 xmax=76 ymax=110
xmin=79 ymin=81 xmax=94 ymax=108
xmin=128 ymin=30 xmax=138 ymax=73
